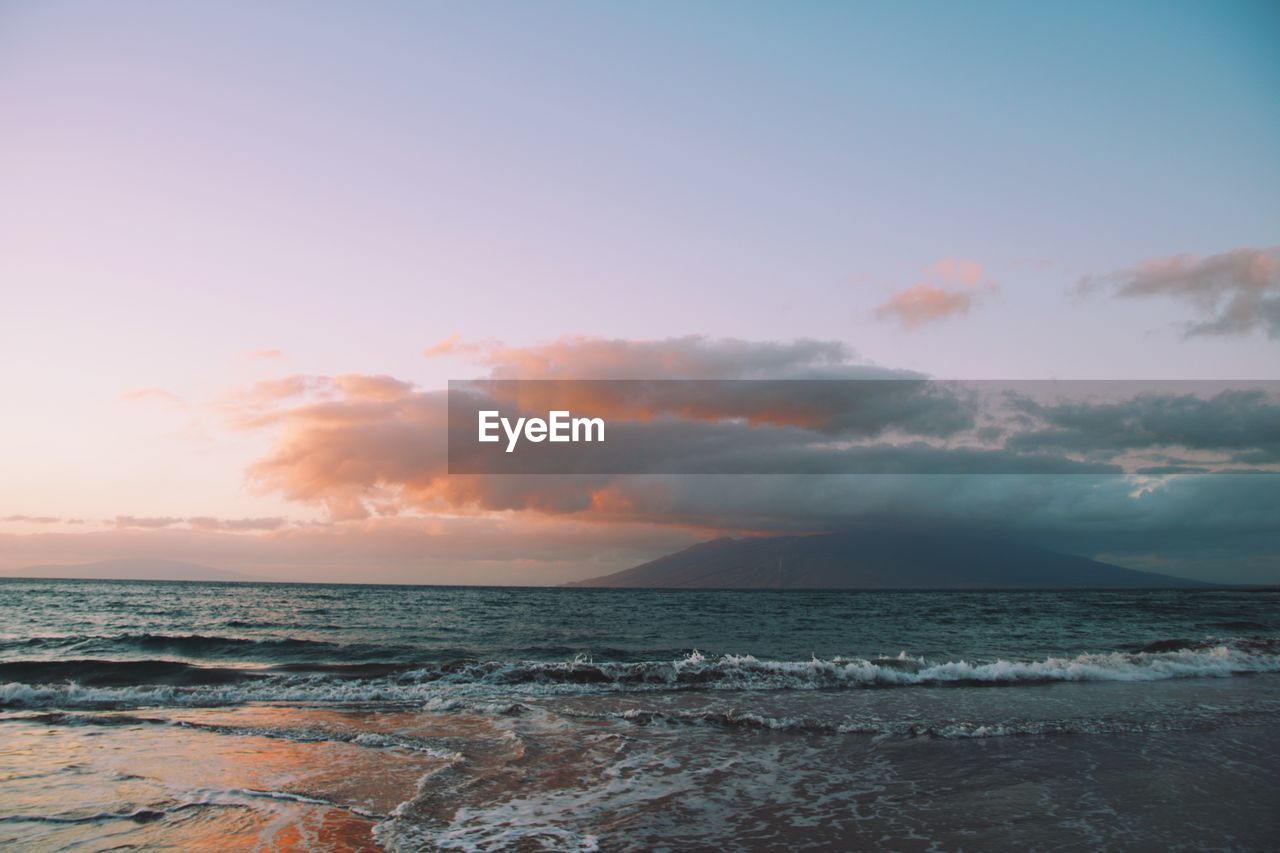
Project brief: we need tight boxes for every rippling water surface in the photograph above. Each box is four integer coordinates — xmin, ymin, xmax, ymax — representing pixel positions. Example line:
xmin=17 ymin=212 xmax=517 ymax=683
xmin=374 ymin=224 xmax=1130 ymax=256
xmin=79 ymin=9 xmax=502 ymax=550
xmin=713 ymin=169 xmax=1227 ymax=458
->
xmin=1 ymin=580 xmax=1277 ymax=849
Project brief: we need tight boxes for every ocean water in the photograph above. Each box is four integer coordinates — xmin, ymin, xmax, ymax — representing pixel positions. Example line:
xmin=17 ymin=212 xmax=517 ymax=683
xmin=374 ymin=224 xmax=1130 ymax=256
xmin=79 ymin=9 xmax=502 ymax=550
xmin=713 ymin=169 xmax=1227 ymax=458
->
xmin=1 ymin=580 xmax=1278 ymax=850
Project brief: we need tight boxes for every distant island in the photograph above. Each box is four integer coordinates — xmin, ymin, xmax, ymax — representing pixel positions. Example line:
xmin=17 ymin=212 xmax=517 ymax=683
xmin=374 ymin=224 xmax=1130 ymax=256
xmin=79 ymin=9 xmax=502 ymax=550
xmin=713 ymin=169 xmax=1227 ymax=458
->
xmin=2 ymin=558 xmax=261 ymax=583
xmin=2 ymin=538 xmax=1216 ymax=589
xmin=569 ymin=530 xmax=1211 ymax=589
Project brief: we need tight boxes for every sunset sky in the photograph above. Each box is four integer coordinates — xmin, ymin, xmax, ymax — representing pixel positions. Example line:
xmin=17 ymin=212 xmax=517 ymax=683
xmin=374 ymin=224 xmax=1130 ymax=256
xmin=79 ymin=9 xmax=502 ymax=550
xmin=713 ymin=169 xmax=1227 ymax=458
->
xmin=1 ymin=1 xmax=1277 ymax=583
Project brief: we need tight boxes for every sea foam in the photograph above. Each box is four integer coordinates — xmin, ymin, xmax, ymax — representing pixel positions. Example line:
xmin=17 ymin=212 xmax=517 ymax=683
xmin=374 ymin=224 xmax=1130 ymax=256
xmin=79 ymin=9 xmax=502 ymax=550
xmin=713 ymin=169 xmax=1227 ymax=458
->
xmin=1 ymin=638 xmax=1276 ymax=710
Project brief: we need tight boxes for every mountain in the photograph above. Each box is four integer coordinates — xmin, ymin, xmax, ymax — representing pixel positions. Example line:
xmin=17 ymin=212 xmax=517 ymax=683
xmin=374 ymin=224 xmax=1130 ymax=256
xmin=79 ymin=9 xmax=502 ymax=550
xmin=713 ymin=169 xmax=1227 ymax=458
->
xmin=2 ymin=558 xmax=261 ymax=583
xmin=569 ymin=530 xmax=1211 ymax=589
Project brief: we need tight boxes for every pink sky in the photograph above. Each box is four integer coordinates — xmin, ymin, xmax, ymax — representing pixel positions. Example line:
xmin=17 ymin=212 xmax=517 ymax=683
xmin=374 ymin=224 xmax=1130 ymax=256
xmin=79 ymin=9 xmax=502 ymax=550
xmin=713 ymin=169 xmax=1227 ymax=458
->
xmin=1 ymin=3 xmax=1277 ymax=583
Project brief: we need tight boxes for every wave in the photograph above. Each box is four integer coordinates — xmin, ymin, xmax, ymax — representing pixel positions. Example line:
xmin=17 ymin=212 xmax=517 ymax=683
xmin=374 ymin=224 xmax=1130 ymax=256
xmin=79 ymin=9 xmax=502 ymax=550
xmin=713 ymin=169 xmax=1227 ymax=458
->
xmin=0 ymin=634 xmax=670 ymax=666
xmin=1 ymin=638 xmax=1277 ymax=709
xmin=0 ymin=787 xmax=386 ymax=827
xmin=0 ymin=633 xmax=343 ymax=658
xmin=0 ymin=659 xmax=263 ymax=688
xmin=605 ymin=701 xmax=1280 ymax=740
xmin=1206 ymin=621 xmax=1272 ymax=632
xmin=0 ymin=808 xmax=169 ymax=825
xmin=9 ymin=701 xmax=1278 ymax=752
xmin=0 ymin=633 xmax=471 ymax=666
xmin=0 ymin=710 xmax=467 ymax=760
xmin=397 ymin=638 xmax=1280 ymax=691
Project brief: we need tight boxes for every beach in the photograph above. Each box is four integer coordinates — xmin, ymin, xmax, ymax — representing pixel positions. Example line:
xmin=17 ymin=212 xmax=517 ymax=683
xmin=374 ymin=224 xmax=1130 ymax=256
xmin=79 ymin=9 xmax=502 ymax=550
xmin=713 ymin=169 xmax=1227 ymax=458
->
xmin=2 ymin=581 xmax=1278 ymax=850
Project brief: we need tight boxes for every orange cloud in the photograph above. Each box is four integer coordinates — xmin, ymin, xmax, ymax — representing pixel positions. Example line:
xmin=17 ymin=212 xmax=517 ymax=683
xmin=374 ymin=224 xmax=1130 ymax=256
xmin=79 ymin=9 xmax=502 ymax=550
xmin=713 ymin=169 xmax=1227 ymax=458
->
xmin=875 ymin=284 xmax=976 ymax=328
xmin=875 ymin=257 xmax=996 ymax=328
xmin=422 ymin=334 xmax=510 ymax=360
xmin=228 ymin=338 xmax=943 ymax=523
xmin=237 ymin=377 xmax=615 ymax=521
xmin=229 ymin=375 xmax=453 ymax=520
xmin=221 ymin=376 xmax=320 ymax=422
xmin=423 ymin=333 xmax=463 ymax=357
xmin=929 ymin=257 xmax=986 ymax=286
xmin=332 ymin=374 xmax=416 ymax=401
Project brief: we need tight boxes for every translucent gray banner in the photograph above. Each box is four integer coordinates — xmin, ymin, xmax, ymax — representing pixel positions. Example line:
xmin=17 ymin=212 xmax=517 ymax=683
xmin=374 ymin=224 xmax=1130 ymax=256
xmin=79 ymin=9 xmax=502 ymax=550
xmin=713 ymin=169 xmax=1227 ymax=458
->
xmin=446 ymin=379 xmax=1280 ymax=475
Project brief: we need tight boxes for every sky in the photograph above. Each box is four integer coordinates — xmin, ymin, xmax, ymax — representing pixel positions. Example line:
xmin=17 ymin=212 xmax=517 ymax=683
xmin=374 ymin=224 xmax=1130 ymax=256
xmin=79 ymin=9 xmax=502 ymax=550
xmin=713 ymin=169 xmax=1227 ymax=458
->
xmin=1 ymin=1 xmax=1277 ymax=583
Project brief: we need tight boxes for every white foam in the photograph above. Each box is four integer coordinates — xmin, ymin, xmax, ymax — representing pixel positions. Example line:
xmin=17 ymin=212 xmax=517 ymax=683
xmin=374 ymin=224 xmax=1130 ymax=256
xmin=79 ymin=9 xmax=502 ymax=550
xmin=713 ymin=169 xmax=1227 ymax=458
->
xmin=2 ymin=640 xmax=1277 ymax=710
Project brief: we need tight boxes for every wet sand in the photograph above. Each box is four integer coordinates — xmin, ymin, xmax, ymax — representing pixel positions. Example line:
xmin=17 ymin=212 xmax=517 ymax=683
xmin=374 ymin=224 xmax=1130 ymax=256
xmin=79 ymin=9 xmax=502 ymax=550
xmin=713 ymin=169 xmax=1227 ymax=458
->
xmin=3 ymin=683 xmax=1278 ymax=851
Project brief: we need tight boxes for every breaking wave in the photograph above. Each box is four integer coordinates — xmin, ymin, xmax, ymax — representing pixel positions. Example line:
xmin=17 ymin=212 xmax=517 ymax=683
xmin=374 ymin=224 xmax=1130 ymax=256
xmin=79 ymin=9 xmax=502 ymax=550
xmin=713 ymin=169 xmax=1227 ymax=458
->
xmin=1 ymin=637 xmax=1277 ymax=710
xmin=0 ymin=633 xmax=409 ymax=661
xmin=606 ymin=700 xmax=1280 ymax=740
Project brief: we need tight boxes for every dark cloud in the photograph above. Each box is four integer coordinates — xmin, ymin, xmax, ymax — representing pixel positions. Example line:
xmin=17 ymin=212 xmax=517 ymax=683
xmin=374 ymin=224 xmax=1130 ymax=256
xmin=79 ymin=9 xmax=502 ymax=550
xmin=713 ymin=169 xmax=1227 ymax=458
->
xmin=461 ymin=378 xmax=977 ymax=438
xmin=1006 ymin=388 xmax=1280 ymax=464
xmin=590 ymin=473 xmax=1280 ymax=583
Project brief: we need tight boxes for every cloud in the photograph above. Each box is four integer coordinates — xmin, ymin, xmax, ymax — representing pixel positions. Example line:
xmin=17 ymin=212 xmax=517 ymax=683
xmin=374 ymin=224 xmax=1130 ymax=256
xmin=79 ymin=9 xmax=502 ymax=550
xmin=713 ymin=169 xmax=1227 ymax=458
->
xmin=114 ymin=516 xmax=184 ymax=529
xmin=476 ymin=335 xmax=893 ymax=380
xmin=235 ymin=376 xmax=615 ymax=521
xmin=875 ymin=257 xmax=996 ymax=328
xmin=186 ymin=516 xmax=289 ymax=532
xmin=229 ymin=339 xmax=862 ymax=519
xmin=239 ymin=348 xmax=286 ymax=360
xmin=457 ymin=377 xmax=972 ymax=437
xmin=220 ymin=376 xmax=318 ymax=417
xmin=111 ymin=516 xmax=289 ymax=532
xmin=332 ymin=374 xmax=416 ymax=401
xmin=225 ymin=339 xmax=1279 ymax=586
xmin=118 ymin=388 xmax=186 ymax=407
xmin=233 ymin=338 xmax=974 ymax=521
xmin=2 ymin=515 xmax=61 ymax=524
xmin=875 ymin=284 xmax=978 ymax=328
xmin=929 ymin=257 xmax=986 ymax=286
xmin=1079 ymin=246 xmax=1280 ymax=338
xmin=423 ymin=333 xmax=466 ymax=357
xmin=234 ymin=377 xmax=449 ymax=521
xmin=13 ymin=337 xmax=1275 ymax=584
xmin=1005 ymin=388 xmax=1280 ymax=464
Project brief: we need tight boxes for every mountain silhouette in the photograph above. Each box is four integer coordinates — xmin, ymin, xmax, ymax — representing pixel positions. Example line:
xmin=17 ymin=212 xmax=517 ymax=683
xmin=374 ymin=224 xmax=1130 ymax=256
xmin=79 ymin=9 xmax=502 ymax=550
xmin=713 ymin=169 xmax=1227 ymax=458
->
xmin=570 ymin=530 xmax=1210 ymax=589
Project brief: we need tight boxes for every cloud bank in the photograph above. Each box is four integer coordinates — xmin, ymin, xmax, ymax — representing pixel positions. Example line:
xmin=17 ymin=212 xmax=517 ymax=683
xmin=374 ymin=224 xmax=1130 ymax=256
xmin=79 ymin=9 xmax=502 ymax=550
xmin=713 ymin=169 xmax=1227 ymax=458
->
xmin=6 ymin=337 xmax=1277 ymax=584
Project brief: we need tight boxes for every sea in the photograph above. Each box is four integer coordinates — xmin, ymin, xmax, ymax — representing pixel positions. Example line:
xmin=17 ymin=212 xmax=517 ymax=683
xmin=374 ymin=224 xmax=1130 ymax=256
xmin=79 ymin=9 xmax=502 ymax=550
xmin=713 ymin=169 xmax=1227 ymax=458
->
xmin=1 ymin=580 xmax=1278 ymax=850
